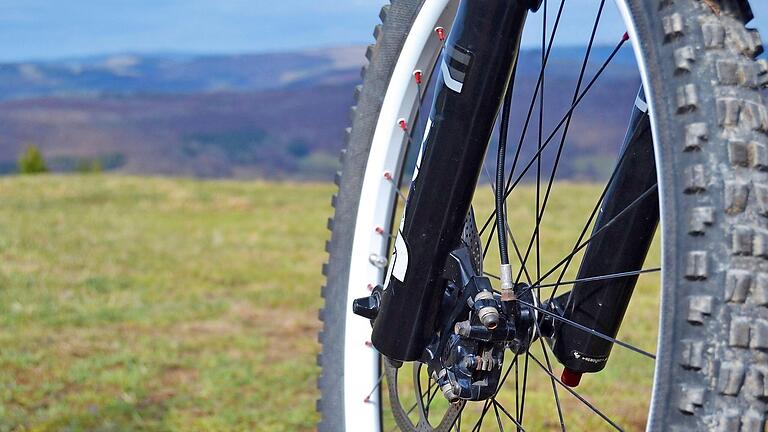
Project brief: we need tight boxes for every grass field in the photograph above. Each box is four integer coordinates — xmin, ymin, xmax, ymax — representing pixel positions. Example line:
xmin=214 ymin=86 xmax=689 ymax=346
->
xmin=0 ymin=175 xmax=659 ymax=431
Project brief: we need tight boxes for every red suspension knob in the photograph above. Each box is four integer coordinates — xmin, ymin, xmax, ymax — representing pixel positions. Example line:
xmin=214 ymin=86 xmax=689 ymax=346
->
xmin=561 ymin=368 xmax=583 ymax=387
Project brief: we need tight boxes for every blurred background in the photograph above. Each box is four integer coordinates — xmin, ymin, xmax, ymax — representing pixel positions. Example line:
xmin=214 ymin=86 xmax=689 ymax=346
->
xmin=0 ymin=1 xmax=765 ymax=431
xmin=2 ymin=1 xmax=763 ymax=180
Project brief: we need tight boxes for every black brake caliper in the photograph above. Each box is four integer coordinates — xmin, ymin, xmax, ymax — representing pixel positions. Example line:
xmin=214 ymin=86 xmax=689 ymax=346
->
xmin=353 ymin=243 xmax=536 ymax=403
xmin=419 ymin=246 xmax=535 ymax=402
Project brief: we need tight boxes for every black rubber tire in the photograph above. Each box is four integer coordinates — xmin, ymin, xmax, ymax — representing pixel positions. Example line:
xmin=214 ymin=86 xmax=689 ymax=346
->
xmin=316 ymin=3 xmax=424 ymax=431
xmin=317 ymin=0 xmax=767 ymax=430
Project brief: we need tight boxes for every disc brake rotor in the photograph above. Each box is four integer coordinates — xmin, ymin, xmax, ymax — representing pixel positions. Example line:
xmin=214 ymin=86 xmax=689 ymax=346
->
xmin=385 ymin=360 xmax=464 ymax=432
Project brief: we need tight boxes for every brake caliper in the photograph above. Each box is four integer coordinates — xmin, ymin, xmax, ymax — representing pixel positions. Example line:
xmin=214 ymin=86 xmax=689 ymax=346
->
xmin=424 ymin=246 xmax=536 ymax=402
xmin=353 ymin=244 xmax=536 ymax=402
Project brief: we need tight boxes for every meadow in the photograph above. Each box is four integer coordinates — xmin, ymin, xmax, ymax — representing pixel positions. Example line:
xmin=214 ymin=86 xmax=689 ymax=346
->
xmin=0 ymin=175 xmax=659 ymax=431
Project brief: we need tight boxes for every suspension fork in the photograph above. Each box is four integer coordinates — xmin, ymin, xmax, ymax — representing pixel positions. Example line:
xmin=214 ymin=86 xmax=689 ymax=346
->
xmin=367 ymin=0 xmax=540 ymax=362
xmin=548 ymin=88 xmax=659 ymax=386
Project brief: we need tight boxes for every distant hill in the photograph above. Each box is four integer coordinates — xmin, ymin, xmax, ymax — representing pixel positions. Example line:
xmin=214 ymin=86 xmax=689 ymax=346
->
xmin=0 ymin=46 xmax=366 ymax=100
xmin=0 ymin=46 xmax=641 ymax=180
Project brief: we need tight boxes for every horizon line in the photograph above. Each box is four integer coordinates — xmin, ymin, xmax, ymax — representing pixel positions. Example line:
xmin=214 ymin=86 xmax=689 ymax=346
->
xmin=1 ymin=42 xmax=631 ymax=65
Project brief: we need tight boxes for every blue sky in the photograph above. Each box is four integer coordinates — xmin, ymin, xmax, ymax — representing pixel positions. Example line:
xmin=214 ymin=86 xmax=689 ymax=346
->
xmin=0 ymin=0 xmax=764 ymax=61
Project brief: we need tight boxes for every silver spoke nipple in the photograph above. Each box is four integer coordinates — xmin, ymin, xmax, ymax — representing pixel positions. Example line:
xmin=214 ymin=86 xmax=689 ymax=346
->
xmin=369 ymin=253 xmax=388 ymax=268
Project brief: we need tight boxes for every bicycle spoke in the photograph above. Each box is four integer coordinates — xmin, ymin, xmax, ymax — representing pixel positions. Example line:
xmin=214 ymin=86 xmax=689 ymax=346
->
xmin=415 ymin=365 xmax=427 ymax=413
xmin=518 ymin=353 xmax=530 ymax=429
xmin=418 ymin=372 xmax=438 ymax=419
xmin=515 ymin=0 xmax=608 ymax=286
xmin=485 ymin=97 xmax=635 ymax=293
xmin=515 ymin=354 xmax=520 ymax=423
xmin=497 ymin=353 xmax=520 ymax=394
xmin=424 ymin=384 xmax=440 ymax=417
xmin=466 ymin=355 xmax=520 ymax=432
xmin=531 ymin=305 xmax=567 ymax=431
xmin=539 ymin=340 xmax=566 ymax=431
xmin=530 ymin=267 xmax=661 ymax=291
xmin=534 ymin=184 xmax=658 ymax=291
xmin=363 ymin=371 xmax=385 ymax=403
xmin=483 ymin=162 xmax=500 ymax=259
xmin=539 ymin=134 xmax=634 ymax=304
xmin=528 ymin=353 xmax=625 ymax=431
xmin=471 ymin=400 xmax=494 ymax=432
xmin=396 ymin=374 xmax=437 ymax=427
xmin=519 ymin=299 xmax=655 ymax=359
xmin=478 ymin=33 xmax=630 ymax=239
xmin=535 ymin=0 xmax=548 ymax=285
xmin=494 ymin=399 xmax=527 ymax=432
xmin=493 ymin=399 xmax=507 ymax=432
xmin=507 ymin=0 xmax=567 ymax=187
xmin=529 ymin=1 xmax=569 ymax=412
xmin=479 ymin=0 xmax=567 ymax=239
xmin=384 ymin=168 xmax=410 ymax=204
xmin=505 ymin=29 xmax=627 ymax=199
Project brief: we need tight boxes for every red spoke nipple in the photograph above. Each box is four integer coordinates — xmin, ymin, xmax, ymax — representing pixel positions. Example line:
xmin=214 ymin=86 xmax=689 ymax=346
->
xmin=364 ymin=396 xmax=372 ymax=403
xmin=435 ymin=27 xmax=446 ymax=41
xmin=365 ymin=341 xmax=373 ymax=348
xmin=561 ymin=368 xmax=582 ymax=387
xmin=383 ymin=171 xmax=393 ymax=181
xmin=622 ymin=31 xmax=630 ymax=42
xmin=367 ymin=283 xmax=374 ymax=292
xmin=398 ymin=118 xmax=407 ymax=131
xmin=413 ymin=70 xmax=423 ymax=84
xmin=375 ymin=226 xmax=384 ymax=234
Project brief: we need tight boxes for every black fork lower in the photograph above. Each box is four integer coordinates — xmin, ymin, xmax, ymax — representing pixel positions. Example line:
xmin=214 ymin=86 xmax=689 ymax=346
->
xmin=549 ymin=88 xmax=658 ymax=386
xmin=370 ymin=0 xmax=535 ymax=362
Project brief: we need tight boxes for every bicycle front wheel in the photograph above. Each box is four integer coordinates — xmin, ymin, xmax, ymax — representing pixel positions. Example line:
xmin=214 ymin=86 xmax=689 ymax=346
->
xmin=318 ymin=0 xmax=767 ymax=430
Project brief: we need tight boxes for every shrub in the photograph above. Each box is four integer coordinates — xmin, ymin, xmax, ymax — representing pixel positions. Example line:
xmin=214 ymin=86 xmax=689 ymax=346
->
xmin=287 ymin=139 xmax=310 ymax=159
xmin=76 ymin=159 xmax=103 ymax=173
xmin=17 ymin=145 xmax=48 ymax=174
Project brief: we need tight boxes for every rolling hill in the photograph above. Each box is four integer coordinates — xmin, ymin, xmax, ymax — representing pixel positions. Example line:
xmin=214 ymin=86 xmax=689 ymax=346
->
xmin=0 ymin=46 xmax=640 ymax=180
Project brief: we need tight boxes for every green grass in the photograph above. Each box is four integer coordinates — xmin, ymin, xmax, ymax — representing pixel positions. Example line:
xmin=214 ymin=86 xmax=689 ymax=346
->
xmin=0 ymin=175 xmax=659 ymax=431
xmin=0 ymin=175 xmax=330 ymax=431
